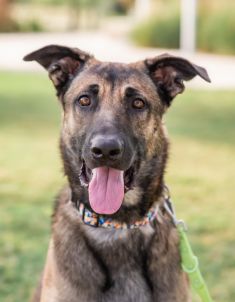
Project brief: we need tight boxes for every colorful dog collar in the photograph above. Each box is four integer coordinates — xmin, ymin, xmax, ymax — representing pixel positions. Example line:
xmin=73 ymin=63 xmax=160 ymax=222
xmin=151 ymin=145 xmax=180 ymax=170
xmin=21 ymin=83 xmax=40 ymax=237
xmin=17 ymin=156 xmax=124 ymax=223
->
xmin=76 ymin=201 xmax=158 ymax=229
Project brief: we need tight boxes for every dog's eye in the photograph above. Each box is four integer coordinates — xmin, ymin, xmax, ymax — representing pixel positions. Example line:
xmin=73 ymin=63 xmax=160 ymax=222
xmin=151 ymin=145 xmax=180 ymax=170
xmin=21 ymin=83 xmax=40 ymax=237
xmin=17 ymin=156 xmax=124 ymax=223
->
xmin=132 ymin=98 xmax=145 ymax=110
xmin=77 ymin=96 xmax=91 ymax=107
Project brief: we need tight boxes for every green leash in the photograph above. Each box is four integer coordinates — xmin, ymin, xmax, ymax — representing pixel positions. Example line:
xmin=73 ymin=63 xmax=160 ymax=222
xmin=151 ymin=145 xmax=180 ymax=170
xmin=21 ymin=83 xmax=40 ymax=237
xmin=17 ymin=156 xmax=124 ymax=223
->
xmin=163 ymin=188 xmax=214 ymax=302
xmin=177 ymin=223 xmax=213 ymax=302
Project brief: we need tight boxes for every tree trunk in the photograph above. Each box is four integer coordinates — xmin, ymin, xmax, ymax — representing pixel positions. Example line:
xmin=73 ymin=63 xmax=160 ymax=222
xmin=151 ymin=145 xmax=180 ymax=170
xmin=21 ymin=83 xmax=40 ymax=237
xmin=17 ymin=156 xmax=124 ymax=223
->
xmin=0 ymin=0 xmax=10 ymax=25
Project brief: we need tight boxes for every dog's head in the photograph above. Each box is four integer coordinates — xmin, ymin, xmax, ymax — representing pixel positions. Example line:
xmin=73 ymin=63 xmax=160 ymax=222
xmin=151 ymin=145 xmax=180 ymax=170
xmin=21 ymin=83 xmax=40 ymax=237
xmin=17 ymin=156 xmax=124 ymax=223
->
xmin=24 ymin=45 xmax=210 ymax=217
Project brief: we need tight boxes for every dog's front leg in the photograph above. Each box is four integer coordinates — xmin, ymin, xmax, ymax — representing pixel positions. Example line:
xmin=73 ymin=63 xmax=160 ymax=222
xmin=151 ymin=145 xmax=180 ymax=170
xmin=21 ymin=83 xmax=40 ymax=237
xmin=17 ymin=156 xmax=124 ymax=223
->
xmin=148 ymin=223 xmax=191 ymax=302
xmin=39 ymin=240 xmax=60 ymax=302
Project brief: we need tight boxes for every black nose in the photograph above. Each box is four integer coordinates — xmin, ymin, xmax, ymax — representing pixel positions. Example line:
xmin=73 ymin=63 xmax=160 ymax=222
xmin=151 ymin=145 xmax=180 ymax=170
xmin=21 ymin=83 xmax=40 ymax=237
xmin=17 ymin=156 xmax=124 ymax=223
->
xmin=91 ymin=135 xmax=123 ymax=161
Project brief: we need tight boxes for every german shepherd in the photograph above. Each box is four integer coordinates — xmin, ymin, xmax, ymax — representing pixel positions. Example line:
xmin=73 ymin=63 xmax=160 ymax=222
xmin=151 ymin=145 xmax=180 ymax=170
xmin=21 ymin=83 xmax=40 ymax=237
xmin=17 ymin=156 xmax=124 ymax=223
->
xmin=24 ymin=45 xmax=210 ymax=302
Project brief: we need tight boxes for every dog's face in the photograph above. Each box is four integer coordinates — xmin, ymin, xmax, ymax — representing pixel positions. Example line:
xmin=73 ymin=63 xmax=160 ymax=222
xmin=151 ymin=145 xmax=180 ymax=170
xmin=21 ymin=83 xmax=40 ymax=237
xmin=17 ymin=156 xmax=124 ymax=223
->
xmin=24 ymin=45 xmax=210 ymax=216
xmin=61 ymin=62 xmax=168 ymax=215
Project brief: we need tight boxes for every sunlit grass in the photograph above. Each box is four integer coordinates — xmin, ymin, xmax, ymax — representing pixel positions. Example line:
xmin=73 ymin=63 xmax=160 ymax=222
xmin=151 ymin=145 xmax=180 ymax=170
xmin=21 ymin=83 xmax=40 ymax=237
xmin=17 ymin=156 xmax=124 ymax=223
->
xmin=0 ymin=71 xmax=234 ymax=301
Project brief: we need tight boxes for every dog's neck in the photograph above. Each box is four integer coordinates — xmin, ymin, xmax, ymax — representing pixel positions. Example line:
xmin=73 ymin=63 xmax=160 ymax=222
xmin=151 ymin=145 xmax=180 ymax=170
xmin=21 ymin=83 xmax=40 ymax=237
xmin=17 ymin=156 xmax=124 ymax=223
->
xmin=69 ymin=178 xmax=165 ymax=224
xmin=70 ymin=185 xmax=166 ymax=228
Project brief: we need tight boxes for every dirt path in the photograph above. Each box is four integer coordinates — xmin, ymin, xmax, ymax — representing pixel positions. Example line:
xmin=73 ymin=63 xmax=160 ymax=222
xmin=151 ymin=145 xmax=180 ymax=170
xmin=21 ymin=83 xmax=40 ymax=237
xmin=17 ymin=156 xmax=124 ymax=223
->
xmin=1 ymin=31 xmax=235 ymax=89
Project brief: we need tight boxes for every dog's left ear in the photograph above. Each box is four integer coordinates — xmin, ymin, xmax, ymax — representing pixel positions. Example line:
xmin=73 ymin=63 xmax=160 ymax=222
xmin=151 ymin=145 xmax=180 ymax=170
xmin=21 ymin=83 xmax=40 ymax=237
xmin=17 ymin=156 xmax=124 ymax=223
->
xmin=145 ymin=54 xmax=211 ymax=106
xmin=24 ymin=45 xmax=92 ymax=96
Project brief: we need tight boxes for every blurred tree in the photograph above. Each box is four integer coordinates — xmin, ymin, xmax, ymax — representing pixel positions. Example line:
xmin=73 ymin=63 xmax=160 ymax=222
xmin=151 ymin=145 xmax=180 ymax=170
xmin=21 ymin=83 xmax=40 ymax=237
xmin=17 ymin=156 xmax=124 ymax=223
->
xmin=112 ymin=0 xmax=134 ymax=15
xmin=0 ymin=0 xmax=18 ymax=32
xmin=67 ymin=0 xmax=110 ymax=30
xmin=68 ymin=0 xmax=99 ymax=30
xmin=68 ymin=0 xmax=80 ymax=30
xmin=0 ymin=0 xmax=10 ymax=26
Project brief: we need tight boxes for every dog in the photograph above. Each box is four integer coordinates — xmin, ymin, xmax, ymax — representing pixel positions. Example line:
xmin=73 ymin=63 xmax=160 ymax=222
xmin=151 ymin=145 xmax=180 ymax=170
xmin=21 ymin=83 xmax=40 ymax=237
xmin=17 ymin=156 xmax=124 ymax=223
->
xmin=24 ymin=45 xmax=210 ymax=302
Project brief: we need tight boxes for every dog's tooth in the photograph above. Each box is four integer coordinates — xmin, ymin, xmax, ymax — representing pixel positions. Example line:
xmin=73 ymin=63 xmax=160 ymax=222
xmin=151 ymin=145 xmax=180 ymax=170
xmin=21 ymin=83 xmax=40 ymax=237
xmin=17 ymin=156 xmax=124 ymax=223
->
xmin=80 ymin=178 xmax=88 ymax=187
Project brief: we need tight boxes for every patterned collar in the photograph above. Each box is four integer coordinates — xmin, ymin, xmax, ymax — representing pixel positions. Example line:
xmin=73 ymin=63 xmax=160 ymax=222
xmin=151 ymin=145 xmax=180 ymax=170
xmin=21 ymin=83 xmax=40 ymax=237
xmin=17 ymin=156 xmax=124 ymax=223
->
xmin=75 ymin=201 xmax=158 ymax=229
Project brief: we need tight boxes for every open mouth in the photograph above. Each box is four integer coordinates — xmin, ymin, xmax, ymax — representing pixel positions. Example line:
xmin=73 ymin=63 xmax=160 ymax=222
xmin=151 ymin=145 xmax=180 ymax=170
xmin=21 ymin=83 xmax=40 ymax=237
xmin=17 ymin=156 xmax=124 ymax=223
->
xmin=79 ymin=160 xmax=136 ymax=215
xmin=79 ymin=160 xmax=136 ymax=192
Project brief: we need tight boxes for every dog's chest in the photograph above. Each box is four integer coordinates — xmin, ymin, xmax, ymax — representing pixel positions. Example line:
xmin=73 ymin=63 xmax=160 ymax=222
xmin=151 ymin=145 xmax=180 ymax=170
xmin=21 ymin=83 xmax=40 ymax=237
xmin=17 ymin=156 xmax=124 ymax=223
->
xmin=84 ymin=224 xmax=155 ymax=294
xmin=53 ymin=202 xmax=163 ymax=301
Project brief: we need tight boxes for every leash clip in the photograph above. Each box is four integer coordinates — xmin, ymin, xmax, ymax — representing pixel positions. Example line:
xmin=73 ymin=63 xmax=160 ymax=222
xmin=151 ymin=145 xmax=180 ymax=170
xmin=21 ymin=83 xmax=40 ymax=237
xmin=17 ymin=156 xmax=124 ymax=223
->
xmin=163 ymin=185 xmax=214 ymax=302
xmin=163 ymin=185 xmax=187 ymax=231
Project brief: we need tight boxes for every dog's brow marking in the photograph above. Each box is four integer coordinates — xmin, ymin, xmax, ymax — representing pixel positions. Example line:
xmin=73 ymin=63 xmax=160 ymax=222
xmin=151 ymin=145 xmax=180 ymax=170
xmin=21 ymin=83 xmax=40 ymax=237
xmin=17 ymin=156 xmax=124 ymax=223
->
xmin=125 ymin=86 xmax=140 ymax=97
xmin=88 ymin=84 xmax=99 ymax=94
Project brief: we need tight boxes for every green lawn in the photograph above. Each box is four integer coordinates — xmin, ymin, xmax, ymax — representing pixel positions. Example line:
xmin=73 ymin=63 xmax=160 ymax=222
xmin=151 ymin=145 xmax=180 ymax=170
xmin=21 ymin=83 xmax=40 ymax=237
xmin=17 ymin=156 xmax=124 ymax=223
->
xmin=0 ymin=71 xmax=235 ymax=302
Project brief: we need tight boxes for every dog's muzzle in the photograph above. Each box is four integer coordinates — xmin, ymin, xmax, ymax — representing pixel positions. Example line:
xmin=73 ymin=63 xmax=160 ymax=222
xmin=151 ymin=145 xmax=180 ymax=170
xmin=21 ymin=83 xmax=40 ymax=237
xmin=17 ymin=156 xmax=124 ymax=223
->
xmin=80 ymin=133 xmax=137 ymax=215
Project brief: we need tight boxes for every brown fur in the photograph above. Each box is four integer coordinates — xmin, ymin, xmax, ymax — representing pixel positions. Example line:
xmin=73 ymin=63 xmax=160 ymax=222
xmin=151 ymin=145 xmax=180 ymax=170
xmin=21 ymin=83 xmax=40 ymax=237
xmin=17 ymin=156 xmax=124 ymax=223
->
xmin=24 ymin=45 xmax=210 ymax=302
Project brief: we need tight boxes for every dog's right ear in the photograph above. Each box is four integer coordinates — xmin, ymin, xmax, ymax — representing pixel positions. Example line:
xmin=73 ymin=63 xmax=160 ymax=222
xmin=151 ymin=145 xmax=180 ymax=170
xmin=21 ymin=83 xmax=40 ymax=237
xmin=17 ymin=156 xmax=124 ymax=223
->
xmin=23 ymin=45 xmax=92 ymax=95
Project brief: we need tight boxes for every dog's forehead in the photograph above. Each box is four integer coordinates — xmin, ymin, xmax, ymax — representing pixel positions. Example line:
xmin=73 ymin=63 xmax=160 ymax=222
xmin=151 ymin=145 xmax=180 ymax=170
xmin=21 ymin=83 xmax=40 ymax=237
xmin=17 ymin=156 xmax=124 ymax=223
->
xmin=85 ymin=61 xmax=143 ymax=79
xmin=72 ymin=61 xmax=151 ymax=89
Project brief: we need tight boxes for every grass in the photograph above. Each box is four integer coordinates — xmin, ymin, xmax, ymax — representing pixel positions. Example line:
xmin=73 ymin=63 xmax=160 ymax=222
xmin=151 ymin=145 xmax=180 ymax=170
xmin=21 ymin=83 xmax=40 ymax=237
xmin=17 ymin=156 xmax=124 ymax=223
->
xmin=0 ymin=72 xmax=64 ymax=301
xmin=0 ymin=71 xmax=235 ymax=301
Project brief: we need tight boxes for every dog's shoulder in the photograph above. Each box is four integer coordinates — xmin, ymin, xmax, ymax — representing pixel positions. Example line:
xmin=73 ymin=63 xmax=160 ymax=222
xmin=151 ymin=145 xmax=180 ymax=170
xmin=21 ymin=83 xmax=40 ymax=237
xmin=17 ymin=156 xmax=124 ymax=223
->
xmin=52 ymin=185 xmax=71 ymax=215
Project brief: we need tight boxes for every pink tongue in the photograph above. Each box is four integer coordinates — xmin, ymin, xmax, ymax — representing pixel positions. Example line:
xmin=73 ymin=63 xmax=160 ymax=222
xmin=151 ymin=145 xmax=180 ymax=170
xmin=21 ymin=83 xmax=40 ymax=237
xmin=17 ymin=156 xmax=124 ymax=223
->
xmin=88 ymin=167 xmax=124 ymax=214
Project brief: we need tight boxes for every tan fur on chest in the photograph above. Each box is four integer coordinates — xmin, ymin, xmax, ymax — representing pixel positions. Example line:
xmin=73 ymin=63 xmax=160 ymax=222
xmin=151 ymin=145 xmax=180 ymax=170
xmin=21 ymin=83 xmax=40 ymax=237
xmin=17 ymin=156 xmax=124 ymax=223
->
xmin=40 ymin=240 xmax=77 ymax=302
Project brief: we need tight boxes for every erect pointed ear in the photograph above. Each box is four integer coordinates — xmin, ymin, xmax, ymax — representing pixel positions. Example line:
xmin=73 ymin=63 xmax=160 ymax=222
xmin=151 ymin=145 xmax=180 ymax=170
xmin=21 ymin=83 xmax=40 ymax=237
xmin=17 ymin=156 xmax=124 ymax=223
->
xmin=145 ymin=53 xmax=211 ymax=107
xmin=23 ymin=45 xmax=93 ymax=96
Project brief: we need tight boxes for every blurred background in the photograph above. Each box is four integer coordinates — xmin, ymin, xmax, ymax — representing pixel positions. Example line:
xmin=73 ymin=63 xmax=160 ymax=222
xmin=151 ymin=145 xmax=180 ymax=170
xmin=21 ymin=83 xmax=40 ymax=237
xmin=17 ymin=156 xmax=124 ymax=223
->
xmin=0 ymin=0 xmax=235 ymax=301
